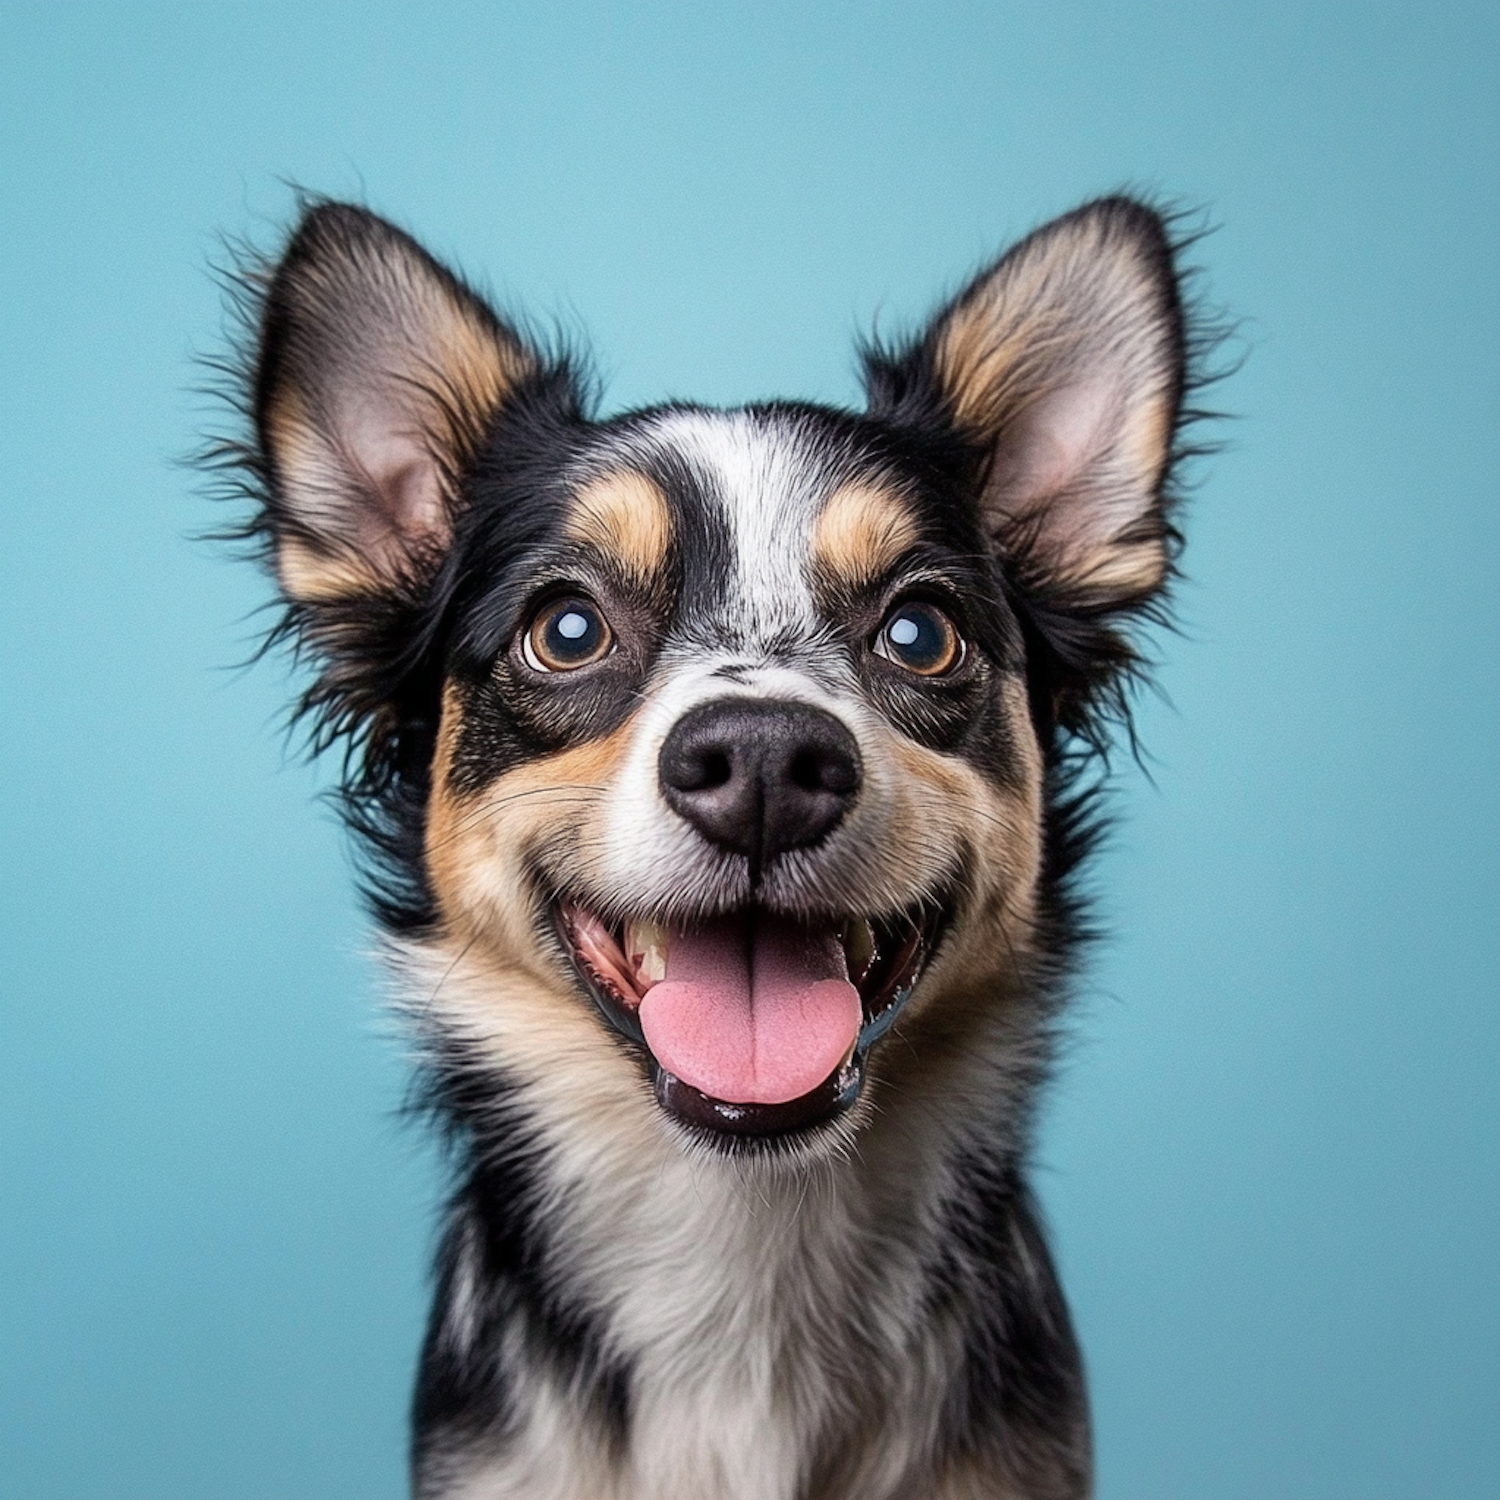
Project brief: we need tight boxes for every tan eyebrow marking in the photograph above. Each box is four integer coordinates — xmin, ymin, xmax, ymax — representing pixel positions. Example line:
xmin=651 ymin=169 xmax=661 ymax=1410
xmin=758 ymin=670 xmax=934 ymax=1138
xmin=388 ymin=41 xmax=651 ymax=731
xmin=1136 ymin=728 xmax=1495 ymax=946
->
xmin=564 ymin=471 xmax=673 ymax=586
xmin=812 ymin=482 xmax=921 ymax=590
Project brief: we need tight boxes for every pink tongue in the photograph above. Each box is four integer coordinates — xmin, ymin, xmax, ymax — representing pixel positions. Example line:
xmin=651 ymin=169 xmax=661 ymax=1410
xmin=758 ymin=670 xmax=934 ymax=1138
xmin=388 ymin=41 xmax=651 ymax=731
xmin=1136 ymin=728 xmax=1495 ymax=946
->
xmin=638 ymin=916 xmax=861 ymax=1105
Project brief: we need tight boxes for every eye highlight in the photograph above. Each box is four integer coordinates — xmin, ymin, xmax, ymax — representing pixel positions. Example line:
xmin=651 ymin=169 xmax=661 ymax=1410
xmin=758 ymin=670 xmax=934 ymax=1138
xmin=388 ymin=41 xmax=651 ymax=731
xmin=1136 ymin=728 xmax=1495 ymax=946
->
xmin=522 ymin=597 xmax=614 ymax=672
xmin=872 ymin=601 xmax=963 ymax=677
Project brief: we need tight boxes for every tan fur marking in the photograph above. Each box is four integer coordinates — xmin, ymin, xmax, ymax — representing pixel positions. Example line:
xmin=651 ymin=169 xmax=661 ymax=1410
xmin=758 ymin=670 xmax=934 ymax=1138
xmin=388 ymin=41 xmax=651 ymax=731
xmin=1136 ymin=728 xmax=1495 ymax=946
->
xmin=564 ymin=472 xmax=673 ymax=586
xmin=419 ymin=684 xmax=654 ymax=1106
xmin=1127 ymin=388 xmax=1173 ymax=481
xmin=812 ymin=483 xmax=921 ymax=590
xmin=1069 ymin=538 xmax=1166 ymax=595
xmin=932 ymin=210 xmax=1165 ymax=449
xmin=411 ymin=275 xmax=534 ymax=467
xmin=426 ymin=685 xmax=639 ymax=966
xmin=877 ymin=677 xmax=1044 ymax=1055
xmin=275 ymin=537 xmax=383 ymax=602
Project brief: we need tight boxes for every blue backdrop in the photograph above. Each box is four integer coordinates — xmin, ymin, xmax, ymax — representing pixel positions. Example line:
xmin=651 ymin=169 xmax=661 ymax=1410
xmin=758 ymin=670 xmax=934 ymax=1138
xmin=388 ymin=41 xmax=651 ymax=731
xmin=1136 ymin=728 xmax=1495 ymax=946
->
xmin=3 ymin=4 xmax=1496 ymax=1496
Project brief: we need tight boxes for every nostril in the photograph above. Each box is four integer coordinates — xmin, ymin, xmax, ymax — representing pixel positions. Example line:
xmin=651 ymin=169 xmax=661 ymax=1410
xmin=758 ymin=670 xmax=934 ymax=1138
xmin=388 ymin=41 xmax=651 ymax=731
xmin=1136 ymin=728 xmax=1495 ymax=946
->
xmin=788 ymin=750 xmax=816 ymax=792
xmin=661 ymin=739 xmax=736 ymax=794
xmin=789 ymin=745 xmax=858 ymax=795
xmin=697 ymin=749 xmax=733 ymax=789
xmin=788 ymin=749 xmax=825 ymax=793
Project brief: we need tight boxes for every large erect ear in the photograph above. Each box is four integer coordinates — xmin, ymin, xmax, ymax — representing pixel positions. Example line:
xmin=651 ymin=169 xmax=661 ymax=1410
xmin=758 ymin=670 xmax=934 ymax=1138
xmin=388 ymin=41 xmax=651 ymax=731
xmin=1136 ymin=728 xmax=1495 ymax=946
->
xmin=878 ymin=198 xmax=1187 ymax=606
xmin=253 ymin=203 xmax=537 ymax=603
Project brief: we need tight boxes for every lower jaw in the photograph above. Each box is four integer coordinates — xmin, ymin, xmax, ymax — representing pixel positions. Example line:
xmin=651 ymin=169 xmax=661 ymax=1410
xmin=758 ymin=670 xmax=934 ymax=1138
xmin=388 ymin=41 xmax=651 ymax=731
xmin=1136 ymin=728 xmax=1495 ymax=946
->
xmin=652 ymin=1053 xmax=864 ymax=1139
xmin=557 ymin=902 xmax=939 ymax=1144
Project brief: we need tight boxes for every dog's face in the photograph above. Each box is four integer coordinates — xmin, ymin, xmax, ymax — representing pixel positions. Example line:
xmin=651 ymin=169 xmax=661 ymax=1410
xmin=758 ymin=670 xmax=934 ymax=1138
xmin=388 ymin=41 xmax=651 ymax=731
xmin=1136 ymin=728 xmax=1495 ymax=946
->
xmin=422 ymin=406 xmax=1045 ymax=1138
xmin=247 ymin=200 xmax=1185 ymax=1152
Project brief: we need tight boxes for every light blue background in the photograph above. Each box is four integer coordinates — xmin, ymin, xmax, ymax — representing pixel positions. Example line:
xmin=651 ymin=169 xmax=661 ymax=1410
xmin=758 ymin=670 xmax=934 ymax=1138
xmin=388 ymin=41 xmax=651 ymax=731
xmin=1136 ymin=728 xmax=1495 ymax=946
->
xmin=3 ymin=4 xmax=1496 ymax=1496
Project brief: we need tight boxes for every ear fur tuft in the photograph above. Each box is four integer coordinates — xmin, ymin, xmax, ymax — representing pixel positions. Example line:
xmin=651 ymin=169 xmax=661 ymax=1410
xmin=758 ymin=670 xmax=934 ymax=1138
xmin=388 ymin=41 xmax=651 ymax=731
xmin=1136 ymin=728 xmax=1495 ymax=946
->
xmin=935 ymin=199 xmax=1183 ymax=602
xmin=253 ymin=202 xmax=537 ymax=602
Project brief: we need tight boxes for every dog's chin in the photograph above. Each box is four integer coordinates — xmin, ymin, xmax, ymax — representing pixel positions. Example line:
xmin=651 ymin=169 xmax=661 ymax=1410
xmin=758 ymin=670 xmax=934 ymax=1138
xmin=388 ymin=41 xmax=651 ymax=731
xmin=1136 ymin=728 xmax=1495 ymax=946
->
xmin=554 ymin=896 xmax=945 ymax=1149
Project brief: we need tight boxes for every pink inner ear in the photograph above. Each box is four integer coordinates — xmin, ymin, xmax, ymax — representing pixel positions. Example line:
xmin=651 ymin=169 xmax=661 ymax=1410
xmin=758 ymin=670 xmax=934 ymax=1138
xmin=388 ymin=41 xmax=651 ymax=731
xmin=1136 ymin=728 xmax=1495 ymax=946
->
xmin=994 ymin=378 xmax=1118 ymax=517
xmin=379 ymin=452 xmax=445 ymax=541
xmin=346 ymin=405 xmax=447 ymax=549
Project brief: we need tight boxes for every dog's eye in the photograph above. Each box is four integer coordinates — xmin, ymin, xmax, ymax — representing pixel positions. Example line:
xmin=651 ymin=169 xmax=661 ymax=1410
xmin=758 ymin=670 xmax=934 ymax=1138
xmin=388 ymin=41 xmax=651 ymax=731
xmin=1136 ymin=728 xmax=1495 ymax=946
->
xmin=522 ymin=597 xmax=614 ymax=672
xmin=872 ymin=601 xmax=963 ymax=677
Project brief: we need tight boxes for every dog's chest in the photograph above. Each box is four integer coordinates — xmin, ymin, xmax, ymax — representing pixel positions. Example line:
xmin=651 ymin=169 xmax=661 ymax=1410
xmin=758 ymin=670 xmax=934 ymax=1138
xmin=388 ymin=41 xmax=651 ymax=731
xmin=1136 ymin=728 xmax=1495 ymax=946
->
xmin=453 ymin=1150 xmax=955 ymax=1500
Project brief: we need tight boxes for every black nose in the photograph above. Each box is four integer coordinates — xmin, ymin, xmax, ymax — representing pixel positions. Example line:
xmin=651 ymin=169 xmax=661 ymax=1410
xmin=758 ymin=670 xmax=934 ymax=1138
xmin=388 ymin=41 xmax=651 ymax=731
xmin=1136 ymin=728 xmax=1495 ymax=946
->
xmin=658 ymin=698 xmax=862 ymax=867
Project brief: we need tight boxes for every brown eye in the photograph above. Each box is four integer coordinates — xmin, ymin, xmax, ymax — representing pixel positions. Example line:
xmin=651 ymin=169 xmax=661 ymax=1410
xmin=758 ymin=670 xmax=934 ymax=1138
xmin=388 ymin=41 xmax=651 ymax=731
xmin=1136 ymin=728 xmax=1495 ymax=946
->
xmin=872 ymin=601 xmax=963 ymax=676
xmin=522 ymin=597 xmax=614 ymax=672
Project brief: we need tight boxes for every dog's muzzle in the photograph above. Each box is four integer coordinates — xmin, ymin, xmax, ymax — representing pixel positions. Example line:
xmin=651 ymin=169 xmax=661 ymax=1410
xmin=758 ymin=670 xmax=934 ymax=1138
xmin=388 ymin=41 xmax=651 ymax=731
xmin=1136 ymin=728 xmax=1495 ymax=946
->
xmin=554 ymin=697 xmax=944 ymax=1143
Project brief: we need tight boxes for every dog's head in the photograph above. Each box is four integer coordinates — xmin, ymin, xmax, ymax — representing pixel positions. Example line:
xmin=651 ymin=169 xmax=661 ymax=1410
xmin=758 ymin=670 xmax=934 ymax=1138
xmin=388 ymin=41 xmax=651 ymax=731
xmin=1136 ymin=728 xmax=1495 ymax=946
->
xmin=237 ymin=199 xmax=1188 ymax=1153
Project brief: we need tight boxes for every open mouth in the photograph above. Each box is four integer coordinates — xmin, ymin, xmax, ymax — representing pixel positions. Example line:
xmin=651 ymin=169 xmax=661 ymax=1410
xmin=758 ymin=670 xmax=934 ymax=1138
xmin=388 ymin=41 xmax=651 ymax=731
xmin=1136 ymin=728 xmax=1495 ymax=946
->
xmin=556 ymin=898 xmax=942 ymax=1140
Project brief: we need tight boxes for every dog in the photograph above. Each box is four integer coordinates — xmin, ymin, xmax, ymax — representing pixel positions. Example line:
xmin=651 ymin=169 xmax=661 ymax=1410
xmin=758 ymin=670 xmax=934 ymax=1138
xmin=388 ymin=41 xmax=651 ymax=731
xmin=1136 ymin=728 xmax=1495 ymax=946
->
xmin=221 ymin=193 xmax=1197 ymax=1499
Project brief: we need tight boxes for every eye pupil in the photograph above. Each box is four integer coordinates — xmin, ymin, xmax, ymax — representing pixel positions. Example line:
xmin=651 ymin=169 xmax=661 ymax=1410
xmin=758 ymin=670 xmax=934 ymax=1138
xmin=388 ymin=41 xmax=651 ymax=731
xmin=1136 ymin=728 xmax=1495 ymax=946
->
xmin=875 ymin=602 xmax=961 ymax=676
xmin=525 ymin=597 xmax=613 ymax=671
xmin=545 ymin=606 xmax=600 ymax=658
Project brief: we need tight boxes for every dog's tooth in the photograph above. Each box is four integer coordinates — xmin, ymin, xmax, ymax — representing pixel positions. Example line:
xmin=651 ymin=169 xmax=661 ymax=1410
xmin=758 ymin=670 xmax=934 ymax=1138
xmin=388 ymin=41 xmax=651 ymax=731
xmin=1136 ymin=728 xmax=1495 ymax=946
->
xmin=843 ymin=918 xmax=875 ymax=983
xmin=625 ymin=918 xmax=670 ymax=987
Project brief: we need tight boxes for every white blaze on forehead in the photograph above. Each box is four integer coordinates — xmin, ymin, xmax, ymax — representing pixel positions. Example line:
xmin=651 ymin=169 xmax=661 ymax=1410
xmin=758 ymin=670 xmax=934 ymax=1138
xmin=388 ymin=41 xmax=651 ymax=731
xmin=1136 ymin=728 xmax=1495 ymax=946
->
xmin=646 ymin=409 xmax=832 ymax=640
xmin=587 ymin=411 xmax=921 ymax=923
